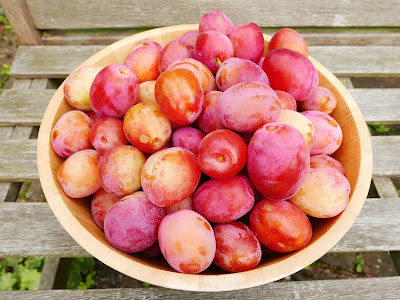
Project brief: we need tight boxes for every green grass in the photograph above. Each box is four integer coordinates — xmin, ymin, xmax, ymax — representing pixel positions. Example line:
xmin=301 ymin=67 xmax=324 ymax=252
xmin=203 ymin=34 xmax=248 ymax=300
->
xmin=66 ymin=258 xmax=96 ymax=290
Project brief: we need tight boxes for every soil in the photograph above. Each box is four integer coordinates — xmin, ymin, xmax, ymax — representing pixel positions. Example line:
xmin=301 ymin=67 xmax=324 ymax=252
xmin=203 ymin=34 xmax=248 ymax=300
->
xmin=0 ymin=12 xmax=398 ymax=290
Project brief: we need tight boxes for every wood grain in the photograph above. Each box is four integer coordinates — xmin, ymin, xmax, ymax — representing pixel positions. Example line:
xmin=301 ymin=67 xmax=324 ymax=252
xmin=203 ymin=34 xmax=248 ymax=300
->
xmin=25 ymin=0 xmax=400 ymax=29
xmin=0 ymin=139 xmax=37 ymax=182
xmin=0 ymin=0 xmax=42 ymax=45
xmin=10 ymin=45 xmax=400 ymax=78
xmin=372 ymin=136 xmax=400 ymax=177
xmin=1 ymin=275 xmax=400 ymax=299
xmin=41 ymin=29 xmax=400 ymax=47
xmin=0 ymin=89 xmax=55 ymax=126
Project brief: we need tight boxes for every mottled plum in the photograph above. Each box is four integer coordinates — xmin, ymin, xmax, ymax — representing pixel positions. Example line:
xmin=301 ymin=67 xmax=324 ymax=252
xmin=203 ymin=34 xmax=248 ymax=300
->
xmin=158 ymin=210 xmax=216 ymax=274
xmin=213 ymin=222 xmax=261 ymax=272
xmin=217 ymin=82 xmax=281 ymax=132
xmin=51 ymin=110 xmax=93 ymax=158
xmin=289 ymin=166 xmax=350 ymax=218
xmin=248 ymin=123 xmax=310 ymax=200
xmin=104 ymin=192 xmax=164 ymax=253
xmin=90 ymin=64 xmax=140 ymax=118
xmin=58 ymin=149 xmax=101 ymax=198
xmin=98 ymin=145 xmax=146 ymax=196
xmin=141 ymin=147 xmax=201 ymax=207
xmin=123 ymin=102 xmax=171 ymax=153
xmin=216 ymin=57 xmax=269 ymax=92
xmin=250 ymin=199 xmax=312 ymax=252
xmin=193 ymin=175 xmax=254 ymax=223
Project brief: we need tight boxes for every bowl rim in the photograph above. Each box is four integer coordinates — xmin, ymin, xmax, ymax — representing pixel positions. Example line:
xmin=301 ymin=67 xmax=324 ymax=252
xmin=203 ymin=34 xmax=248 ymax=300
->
xmin=37 ymin=24 xmax=373 ymax=292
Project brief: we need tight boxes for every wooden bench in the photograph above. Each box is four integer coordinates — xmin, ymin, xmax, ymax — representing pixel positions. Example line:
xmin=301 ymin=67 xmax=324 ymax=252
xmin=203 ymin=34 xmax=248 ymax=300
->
xmin=1 ymin=0 xmax=400 ymax=298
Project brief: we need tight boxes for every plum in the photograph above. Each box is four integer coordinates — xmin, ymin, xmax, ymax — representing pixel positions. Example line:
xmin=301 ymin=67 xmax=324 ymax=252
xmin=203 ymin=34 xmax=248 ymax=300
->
xmin=193 ymin=30 xmax=234 ymax=74
xmin=193 ymin=175 xmax=255 ymax=223
xmin=289 ymin=166 xmax=351 ymax=218
xmin=58 ymin=149 xmax=101 ymax=198
xmin=199 ymin=11 xmax=234 ymax=35
xmin=197 ymin=129 xmax=247 ymax=179
xmin=123 ymin=102 xmax=171 ymax=153
xmin=171 ymin=127 xmax=205 ymax=156
xmin=262 ymin=48 xmax=319 ymax=101
xmin=299 ymin=86 xmax=337 ymax=114
xmin=276 ymin=109 xmax=315 ymax=150
xmin=229 ymin=23 xmax=264 ymax=63
xmin=158 ymin=40 xmax=190 ymax=73
xmin=213 ymin=222 xmax=261 ymax=272
xmin=250 ymin=199 xmax=312 ymax=252
xmin=178 ymin=30 xmax=199 ymax=56
xmin=132 ymin=39 xmax=163 ymax=52
xmin=141 ymin=147 xmax=201 ymax=207
xmin=90 ymin=117 xmax=129 ymax=154
xmin=167 ymin=58 xmax=216 ymax=93
xmin=310 ymin=155 xmax=345 ymax=175
xmin=98 ymin=145 xmax=146 ymax=196
xmin=196 ymin=91 xmax=225 ymax=134
xmin=90 ymin=64 xmax=140 ymax=118
xmin=139 ymin=80 xmax=157 ymax=103
xmin=217 ymin=82 xmax=281 ymax=132
xmin=104 ymin=192 xmax=164 ymax=253
xmin=301 ymin=110 xmax=343 ymax=155
xmin=248 ymin=123 xmax=310 ymax=200
xmin=64 ymin=65 xmax=103 ymax=111
xmin=51 ymin=110 xmax=93 ymax=158
xmin=91 ymin=188 xmax=122 ymax=231
xmin=158 ymin=210 xmax=216 ymax=274
xmin=216 ymin=57 xmax=270 ymax=92
xmin=163 ymin=196 xmax=194 ymax=215
xmin=155 ymin=68 xmax=203 ymax=125
xmin=274 ymin=90 xmax=297 ymax=111
xmin=124 ymin=45 xmax=162 ymax=83
xmin=268 ymin=28 xmax=308 ymax=57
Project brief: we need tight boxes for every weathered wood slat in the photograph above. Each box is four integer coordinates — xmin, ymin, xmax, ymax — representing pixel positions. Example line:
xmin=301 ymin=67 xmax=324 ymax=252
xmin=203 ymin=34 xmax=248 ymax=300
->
xmin=0 ymin=198 xmax=399 ymax=257
xmin=41 ymin=29 xmax=400 ymax=47
xmin=371 ymin=136 xmax=400 ymax=177
xmin=10 ymin=45 xmax=104 ymax=78
xmin=351 ymin=89 xmax=400 ymax=124
xmin=0 ymin=140 xmax=37 ymax=182
xmin=9 ymin=45 xmax=400 ymax=78
xmin=1 ymin=88 xmax=399 ymax=126
xmin=0 ymin=89 xmax=55 ymax=126
xmin=1 ymin=275 xmax=400 ymax=299
xmin=0 ymin=136 xmax=398 ymax=181
xmin=26 ymin=0 xmax=400 ymax=29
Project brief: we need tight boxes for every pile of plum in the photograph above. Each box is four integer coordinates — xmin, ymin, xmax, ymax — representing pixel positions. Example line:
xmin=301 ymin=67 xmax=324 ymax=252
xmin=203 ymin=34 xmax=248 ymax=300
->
xmin=51 ymin=11 xmax=350 ymax=274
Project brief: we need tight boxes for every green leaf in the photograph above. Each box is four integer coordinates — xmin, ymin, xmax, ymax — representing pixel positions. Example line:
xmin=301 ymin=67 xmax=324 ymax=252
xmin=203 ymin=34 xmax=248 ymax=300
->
xmin=19 ymin=267 xmax=41 ymax=290
xmin=303 ymin=266 xmax=310 ymax=270
xmin=356 ymin=263 xmax=363 ymax=273
xmin=84 ymin=271 xmax=96 ymax=288
xmin=77 ymin=282 xmax=87 ymax=290
xmin=24 ymin=257 xmax=44 ymax=270
xmin=0 ymin=272 xmax=18 ymax=291
xmin=4 ymin=258 xmax=23 ymax=272
xmin=143 ymin=282 xmax=151 ymax=287
xmin=66 ymin=258 xmax=96 ymax=289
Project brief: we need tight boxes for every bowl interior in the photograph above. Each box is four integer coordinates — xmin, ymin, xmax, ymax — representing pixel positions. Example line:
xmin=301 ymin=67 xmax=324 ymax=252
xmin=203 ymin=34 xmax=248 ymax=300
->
xmin=37 ymin=24 xmax=373 ymax=291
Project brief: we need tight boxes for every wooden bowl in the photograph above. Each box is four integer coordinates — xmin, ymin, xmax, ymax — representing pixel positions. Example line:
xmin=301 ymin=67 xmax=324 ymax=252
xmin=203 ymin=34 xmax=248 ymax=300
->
xmin=37 ymin=24 xmax=373 ymax=292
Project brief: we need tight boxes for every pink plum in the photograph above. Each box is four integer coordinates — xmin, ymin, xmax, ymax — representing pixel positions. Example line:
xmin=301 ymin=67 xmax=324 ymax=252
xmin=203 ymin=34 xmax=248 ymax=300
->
xmin=90 ymin=64 xmax=140 ymax=118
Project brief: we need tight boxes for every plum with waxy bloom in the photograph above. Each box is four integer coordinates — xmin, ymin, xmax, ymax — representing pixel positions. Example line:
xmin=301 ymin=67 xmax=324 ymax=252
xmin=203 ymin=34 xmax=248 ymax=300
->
xmin=104 ymin=192 xmax=164 ymax=253
xmin=158 ymin=210 xmax=216 ymax=274
xmin=248 ymin=123 xmax=310 ymax=200
xmin=90 ymin=64 xmax=140 ymax=118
